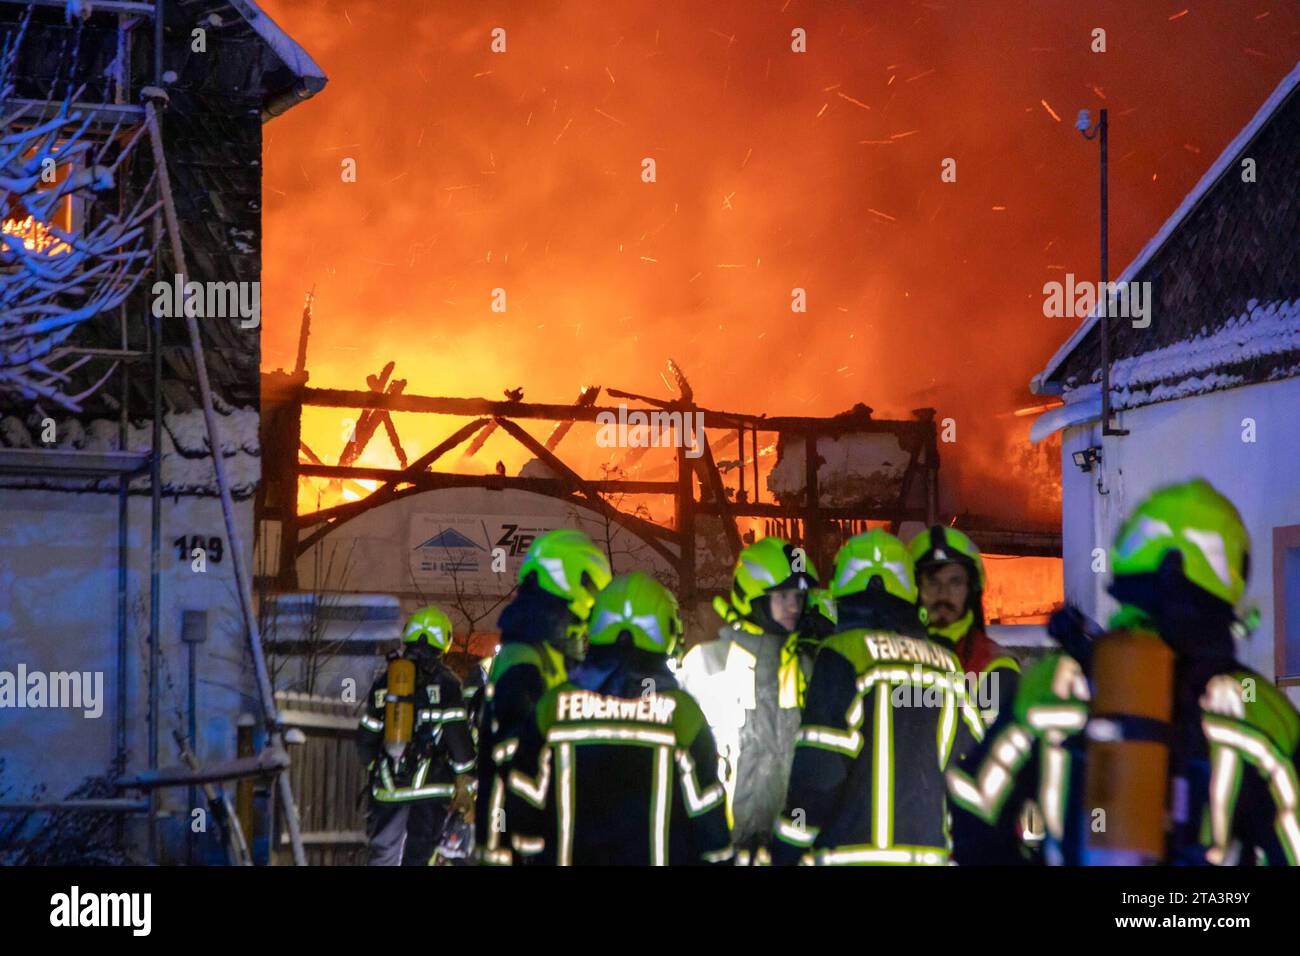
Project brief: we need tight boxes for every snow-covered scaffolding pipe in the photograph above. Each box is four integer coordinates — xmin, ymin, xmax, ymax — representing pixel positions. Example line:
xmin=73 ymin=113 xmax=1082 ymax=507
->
xmin=142 ymin=90 xmax=307 ymax=866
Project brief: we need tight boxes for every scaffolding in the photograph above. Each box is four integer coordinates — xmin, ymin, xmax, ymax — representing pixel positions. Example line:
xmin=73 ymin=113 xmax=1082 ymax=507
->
xmin=0 ymin=0 xmax=306 ymax=865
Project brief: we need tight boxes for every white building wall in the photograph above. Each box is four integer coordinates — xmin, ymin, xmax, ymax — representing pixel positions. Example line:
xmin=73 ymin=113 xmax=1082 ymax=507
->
xmin=0 ymin=488 xmax=256 ymax=857
xmin=288 ymin=484 xmax=680 ymax=625
xmin=1059 ymin=375 xmax=1300 ymax=702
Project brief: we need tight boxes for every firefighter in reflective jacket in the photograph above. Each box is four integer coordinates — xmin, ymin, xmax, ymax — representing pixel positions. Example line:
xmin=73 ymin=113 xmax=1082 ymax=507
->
xmin=948 ymin=479 xmax=1300 ymax=866
xmin=946 ymin=625 xmax=1092 ymax=865
xmin=908 ymin=525 xmax=1020 ymax=725
xmin=475 ymin=529 xmax=612 ymax=864
xmin=357 ymin=606 xmax=477 ymax=865
xmin=772 ymin=530 xmax=984 ymax=865
xmin=505 ymin=572 xmax=734 ymax=865
xmin=678 ymin=536 xmax=823 ymax=862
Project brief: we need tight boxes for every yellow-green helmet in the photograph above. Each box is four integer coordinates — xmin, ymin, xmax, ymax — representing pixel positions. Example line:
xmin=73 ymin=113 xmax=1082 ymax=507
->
xmin=587 ymin=572 xmax=683 ymax=655
xmin=517 ymin=529 xmax=613 ymax=621
xmin=1111 ymin=479 xmax=1250 ymax=607
xmin=728 ymin=536 xmax=819 ymax=618
xmin=907 ymin=525 xmax=986 ymax=592
xmin=830 ymin=529 xmax=917 ymax=604
xmin=403 ymin=605 xmax=454 ymax=651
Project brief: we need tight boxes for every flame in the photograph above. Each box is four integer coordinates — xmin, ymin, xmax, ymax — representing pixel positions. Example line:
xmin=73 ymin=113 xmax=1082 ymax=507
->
xmin=257 ymin=0 xmax=1283 ymax=534
xmin=2 ymin=215 xmax=71 ymax=256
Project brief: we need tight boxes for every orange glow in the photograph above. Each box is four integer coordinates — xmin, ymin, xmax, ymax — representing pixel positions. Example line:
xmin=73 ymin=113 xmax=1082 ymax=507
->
xmin=2 ymin=215 xmax=70 ymax=256
xmin=257 ymin=2 xmax=1297 ymax=527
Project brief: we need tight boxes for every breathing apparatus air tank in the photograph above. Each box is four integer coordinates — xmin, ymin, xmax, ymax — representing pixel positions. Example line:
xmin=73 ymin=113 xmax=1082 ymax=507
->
xmin=384 ymin=657 xmax=417 ymax=761
xmin=1082 ymin=629 xmax=1174 ymax=865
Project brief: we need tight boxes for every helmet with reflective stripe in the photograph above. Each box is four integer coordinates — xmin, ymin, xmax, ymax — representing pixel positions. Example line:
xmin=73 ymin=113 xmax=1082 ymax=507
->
xmin=728 ymin=536 xmax=819 ymax=619
xmin=517 ymin=528 xmax=613 ymax=621
xmin=587 ymin=571 xmax=683 ymax=656
xmin=830 ymin=529 xmax=917 ymax=604
xmin=907 ymin=524 xmax=985 ymax=592
xmin=1111 ymin=478 xmax=1249 ymax=606
xmin=403 ymin=605 xmax=454 ymax=651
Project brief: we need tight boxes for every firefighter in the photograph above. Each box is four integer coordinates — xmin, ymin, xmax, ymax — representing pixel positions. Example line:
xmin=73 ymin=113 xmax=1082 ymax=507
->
xmin=357 ymin=605 xmax=477 ymax=866
xmin=908 ymin=525 xmax=1020 ymax=724
xmin=475 ymin=528 xmax=612 ymax=864
xmin=946 ymin=611 xmax=1094 ymax=865
xmin=678 ymin=536 xmax=822 ymax=862
xmin=505 ymin=571 xmax=734 ymax=865
xmin=949 ymin=479 xmax=1300 ymax=866
xmin=772 ymin=529 xmax=985 ymax=865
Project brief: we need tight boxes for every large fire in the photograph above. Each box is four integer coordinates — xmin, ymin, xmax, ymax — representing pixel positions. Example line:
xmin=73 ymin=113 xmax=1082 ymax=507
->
xmin=257 ymin=2 xmax=1296 ymax=603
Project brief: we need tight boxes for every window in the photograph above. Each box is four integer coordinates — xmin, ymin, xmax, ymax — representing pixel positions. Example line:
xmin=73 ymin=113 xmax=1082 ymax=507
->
xmin=1 ymin=149 xmax=76 ymax=257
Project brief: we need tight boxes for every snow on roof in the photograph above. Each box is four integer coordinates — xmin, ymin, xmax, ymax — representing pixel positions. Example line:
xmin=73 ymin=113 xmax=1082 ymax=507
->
xmin=1032 ymin=60 xmax=1300 ymax=395
xmin=0 ymin=407 xmax=261 ymax=497
xmin=1031 ymin=297 xmax=1299 ymax=439
xmin=228 ymin=0 xmax=326 ymax=83
xmin=1103 ymin=297 xmax=1300 ymax=407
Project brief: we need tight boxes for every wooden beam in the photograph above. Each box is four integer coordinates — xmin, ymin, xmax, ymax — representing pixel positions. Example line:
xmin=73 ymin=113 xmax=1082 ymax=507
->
xmin=693 ymin=436 xmax=742 ymax=559
xmin=116 ymin=748 xmax=290 ymax=790
xmin=338 ymin=376 xmax=405 ymax=468
xmin=0 ymin=799 xmax=150 ymax=814
xmin=545 ymin=385 xmax=601 ymax=450
xmin=695 ymin=501 xmax=930 ymax=522
xmin=463 ymin=420 xmax=497 ymax=458
xmin=491 ymin=417 xmax=600 ymax=503
xmin=299 ymin=464 xmax=674 ymax=496
xmin=676 ymin=445 xmax=696 ymax=601
xmin=493 ymin=417 xmax=682 ymax=569
xmin=803 ymin=433 xmax=826 ymax=572
xmin=293 ymin=288 xmax=314 ymax=374
xmin=295 ymin=418 xmax=491 ymax=555
xmin=301 ymin=387 xmax=927 ymax=435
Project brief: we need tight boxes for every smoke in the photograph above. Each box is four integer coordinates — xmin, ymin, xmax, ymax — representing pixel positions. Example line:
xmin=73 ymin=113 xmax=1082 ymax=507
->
xmin=260 ymin=0 xmax=1299 ymax=520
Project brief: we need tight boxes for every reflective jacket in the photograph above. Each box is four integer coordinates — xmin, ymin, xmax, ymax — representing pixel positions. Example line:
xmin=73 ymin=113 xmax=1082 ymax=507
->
xmin=505 ymin=645 xmax=734 ymax=866
xmin=948 ymin=649 xmax=1300 ymax=866
xmin=678 ymin=625 xmax=815 ymax=853
xmin=773 ymin=605 xmax=984 ymax=865
xmin=947 ymin=652 xmax=1090 ymax=865
xmin=475 ymin=582 xmax=572 ymax=864
xmin=357 ymin=659 xmax=476 ymax=803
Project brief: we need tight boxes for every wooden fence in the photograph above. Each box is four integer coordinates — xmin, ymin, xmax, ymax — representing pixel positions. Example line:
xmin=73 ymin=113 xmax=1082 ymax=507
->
xmin=272 ymin=691 xmax=368 ymax=865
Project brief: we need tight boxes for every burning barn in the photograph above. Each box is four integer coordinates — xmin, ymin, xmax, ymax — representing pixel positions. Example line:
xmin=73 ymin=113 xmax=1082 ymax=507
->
xmin=0 ymin=1 xmax=325 ymax=862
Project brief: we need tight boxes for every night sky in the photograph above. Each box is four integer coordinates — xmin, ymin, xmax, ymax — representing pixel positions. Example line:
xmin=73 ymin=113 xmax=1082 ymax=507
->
xmin=258 ymin=0 xmax=1300 ymax=517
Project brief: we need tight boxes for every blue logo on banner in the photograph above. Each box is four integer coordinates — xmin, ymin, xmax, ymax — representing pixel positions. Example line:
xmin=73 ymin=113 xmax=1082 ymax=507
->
xmin=414 ymin=528 xmax=484 ymax=551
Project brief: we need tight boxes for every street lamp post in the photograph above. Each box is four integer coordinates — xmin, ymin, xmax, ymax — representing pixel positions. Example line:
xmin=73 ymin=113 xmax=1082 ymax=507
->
xmin=1077 ymin=108 xmax=1128 ymax=437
